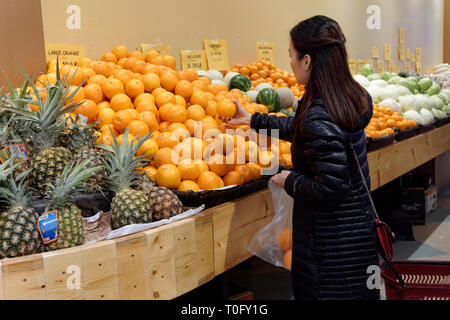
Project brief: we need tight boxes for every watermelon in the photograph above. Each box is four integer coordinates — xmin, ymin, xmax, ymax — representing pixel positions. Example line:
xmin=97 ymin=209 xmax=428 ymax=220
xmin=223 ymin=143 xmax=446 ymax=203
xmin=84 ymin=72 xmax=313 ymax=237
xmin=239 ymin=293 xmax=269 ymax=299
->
xmin=256 ymin=88 xmax=280 ymax=113
xmin=229 ymin=74 xmax=251 ymax=92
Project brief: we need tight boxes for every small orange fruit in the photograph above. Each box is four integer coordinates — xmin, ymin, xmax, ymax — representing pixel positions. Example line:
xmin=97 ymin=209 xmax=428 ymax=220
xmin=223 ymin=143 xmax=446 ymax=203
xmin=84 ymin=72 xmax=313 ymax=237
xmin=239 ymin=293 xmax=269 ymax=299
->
xmin=235 ymin=164 xmax=253 ymax=183
xmin=155 ymin=91 xmax=176 ymax=108
xmin=103 ymin=78 xmax=125 ymax=99
xmin=102 ymin=52 xmax=118 ymax=63
xmin=110 ymin=93 xmax=133 ymax=111
xmin=155 ymin=164 xmax=181 ymax=189
xmin=190 ymin=90 xmax=208 ymax=108
xmin=97 ymin=107 xmax=116 ymax=126
xmin=142 ymin=72 xmax=161 ymax=93
xmin=246 ymin=163 xmax=262 ymax=180
xmin=197 ymin=171 xmax=224 ymax=190
xmin=154 ymin=147 xmax=180 ymax=167
xmin=223 ymin=171 xmax=244 ymax=186
xmin=175 ymin=95 xmax=187 ymax=107
xmin=134 ymin=92 xmax=155 ymax=106
xmin=64 ymin=86 xmax=85 ymax=106
xmin=177 ymin=180 xmax=200 ymax=192
xmin=157 ymin=132 xmax=179 ymax=149
xmin=205 ymin=154 xmax=233 ymax=177
xmin=278 ymin=229 xmax=293 ymax=251
xmin=160 ymin=71 xmax=178 ymax=92
xmin=75 ymin=99 xmax=98 ymax=122
xmin=88 ymin=74 xmax=108 ymax=87
xmin=187 ymin=104 xmax=206 ymax=121
xmin=284 ymin=250 xmax=292 ymax=270
xmin=128 ymin=120 xmax=150 ymax=138
xmin=167 ymin=105 xmax=188 ymax=123
xmin=84 ymin=83 xmax=104 ymax=104
xmin=174 ymin=80 xmax=193 ymax=99
xmin=136 ymin=138 xmax=159 ymax=159
xmin=143 ymin=166 xmax=158 ymax=179
xmin=125 ymin=79 xmax=145 ymax=99
xmin=217 ymin=99 xmax=236 ymax=118
xmin=112 ymin=109 xmax=134 ymax=132
xmin=112 ymin=45 xmax=129 ymax=60
xmin=178 ymin=158 xmax=201 ymax=180
xmin=139 ymin=111 xmax=159 ymax=132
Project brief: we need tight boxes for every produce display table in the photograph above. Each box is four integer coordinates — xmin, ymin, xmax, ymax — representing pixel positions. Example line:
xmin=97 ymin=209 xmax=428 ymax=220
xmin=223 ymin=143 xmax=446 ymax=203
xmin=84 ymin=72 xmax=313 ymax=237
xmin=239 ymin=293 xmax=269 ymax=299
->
xmin=0 ymin=123 xmax=449 ymax=300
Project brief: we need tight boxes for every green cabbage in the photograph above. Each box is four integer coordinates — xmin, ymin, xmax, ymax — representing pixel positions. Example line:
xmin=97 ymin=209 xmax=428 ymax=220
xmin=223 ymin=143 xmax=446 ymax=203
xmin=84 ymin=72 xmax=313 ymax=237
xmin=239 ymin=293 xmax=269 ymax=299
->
xmin=430 ymin=95 xmax=445 ymax=110
xmin=431 ymin=108 xmax=446 ymax=119
xmin=360 ymin=64 xmax=374 ymax=77
xmin=425 ymin=82 xmax=441 ymax=96
xmin=398 ymin=78 xmax=417 ymax=93
xmin=443 ymin=104 xmax=450 ymax=114
xmin=388 ymin=76 xmax=402 ymax=84
xmin=418 ymin=78 xmax=433 ymax=93
xmin=367 ymin=73 xmax=381 ymax=81
xmin=380 ymin=72 xmax=391 ymax=81
xmin=437 ymin=93 xmax=448 ymax=105
xmin=420 ymin=108 xmax=434 ymax=124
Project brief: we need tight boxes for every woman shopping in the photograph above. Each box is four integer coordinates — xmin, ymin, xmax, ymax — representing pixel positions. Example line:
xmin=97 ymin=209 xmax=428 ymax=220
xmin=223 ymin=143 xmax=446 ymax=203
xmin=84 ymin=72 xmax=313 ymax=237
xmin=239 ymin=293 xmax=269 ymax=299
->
xmin=222 ymin=16 xmax=380 ymax=300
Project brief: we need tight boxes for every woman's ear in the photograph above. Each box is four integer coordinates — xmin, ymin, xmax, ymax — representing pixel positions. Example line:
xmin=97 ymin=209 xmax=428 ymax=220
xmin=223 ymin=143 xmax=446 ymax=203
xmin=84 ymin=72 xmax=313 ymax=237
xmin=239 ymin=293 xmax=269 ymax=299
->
xmin=303 ymin=54 xmax=312 ymax=71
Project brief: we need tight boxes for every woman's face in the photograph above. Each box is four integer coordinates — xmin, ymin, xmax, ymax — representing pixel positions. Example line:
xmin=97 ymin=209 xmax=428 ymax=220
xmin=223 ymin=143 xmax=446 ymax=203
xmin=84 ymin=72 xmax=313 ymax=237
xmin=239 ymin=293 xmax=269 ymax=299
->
xmin=289 ymin=40 xmax=311 ymax=86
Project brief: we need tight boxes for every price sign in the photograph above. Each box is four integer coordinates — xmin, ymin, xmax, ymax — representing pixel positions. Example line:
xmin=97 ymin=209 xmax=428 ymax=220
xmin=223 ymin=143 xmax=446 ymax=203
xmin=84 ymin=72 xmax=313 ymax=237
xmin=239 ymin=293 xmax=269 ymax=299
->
xmin=388 ymin=60 xmax=396 ymax=73
xmin=383 ymin=43 xmax=392 ymax=61
xmin=398 ymin=44 xmax=405 ymax=61
xmin=45 ymin=43 xmax=85 ymax=67
xmin=256 ymin=42 xmax=274 ymax=63
xmin=415 ymin=62 xmax=422 ymax=74
xmin=348 ymin=59 xmax=357 ymax=75
xmin=180 ymin=50 xmax=208 ymax=70
xmin=203 ymin=39 xmax=230 ymax=71
xmin=415 ymin=47 xmax=422 ymax=63
xmin=411 ymin=53 xmax=416 ymax=63
xmin=398 ymin=28 xmax=406 ymax=44
xmin=405 ymin=61 xmax=411 ymax=71
xmin=377 ymin=60 xmax=385 ymax=73
xmin=372 ymin=46 xmax=379 ymax=59
xmin=406 ymin=48 xmax=411 ymax=60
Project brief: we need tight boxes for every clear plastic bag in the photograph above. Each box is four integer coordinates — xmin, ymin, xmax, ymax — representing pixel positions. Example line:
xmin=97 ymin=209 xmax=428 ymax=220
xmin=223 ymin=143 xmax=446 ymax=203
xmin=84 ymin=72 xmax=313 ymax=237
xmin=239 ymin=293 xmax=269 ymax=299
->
xmin=248 ymin=180 xmax=294 ymax=270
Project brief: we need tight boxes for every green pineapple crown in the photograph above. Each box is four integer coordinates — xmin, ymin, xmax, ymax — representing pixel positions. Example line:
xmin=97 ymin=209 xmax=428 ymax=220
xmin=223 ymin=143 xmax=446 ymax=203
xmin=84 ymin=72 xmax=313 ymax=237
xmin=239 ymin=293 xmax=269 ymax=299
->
xmin=0 ymin=58 xmax=87 ymax=152
xmin=60 ymin=114 xmax=100 ymax=153
xmin=0 ymin=166 xmax=31 ymax=209
xmin=44 ymin=159 xmax=101 ymax=210
xmin=0 ymin=157 xmax=21 ymax=186
xmin=98 ymin=128 xmax=153 ymax=194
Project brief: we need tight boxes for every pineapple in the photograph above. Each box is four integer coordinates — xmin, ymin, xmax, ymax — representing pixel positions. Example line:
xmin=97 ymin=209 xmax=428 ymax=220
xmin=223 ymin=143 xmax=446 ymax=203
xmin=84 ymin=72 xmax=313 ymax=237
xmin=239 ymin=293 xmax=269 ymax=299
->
xmin=100 ymin=128 xmax=153 ymax=229
xmin=135 ymin=173 xmax=184 ymax=221
xmin=43 ymin=160 xmax=101 ymax=251
xmin=0 ymin=168 xmax=43 ymax=259
xmin=59 ymin=116 xmax=108 ymax=192
xmin=1 ymin=61 xmax=84 ymax=195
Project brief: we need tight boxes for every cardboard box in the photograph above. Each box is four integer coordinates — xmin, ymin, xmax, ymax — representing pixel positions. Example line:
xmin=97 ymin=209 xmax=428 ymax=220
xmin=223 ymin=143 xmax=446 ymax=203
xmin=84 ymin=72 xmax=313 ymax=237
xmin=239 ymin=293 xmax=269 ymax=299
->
xmin=425 ymin=186 xmax=437 ymax=214
xmin=401 ymin=185 xmax=437 ymax=225
xmin=0 ymin=0 xmax=46 ymax=88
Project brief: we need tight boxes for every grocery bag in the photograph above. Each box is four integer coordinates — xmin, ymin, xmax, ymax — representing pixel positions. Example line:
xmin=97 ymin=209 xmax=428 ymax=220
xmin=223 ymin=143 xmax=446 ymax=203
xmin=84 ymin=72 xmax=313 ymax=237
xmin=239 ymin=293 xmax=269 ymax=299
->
xmin=248 ymin=180 xmax=294 ymax=270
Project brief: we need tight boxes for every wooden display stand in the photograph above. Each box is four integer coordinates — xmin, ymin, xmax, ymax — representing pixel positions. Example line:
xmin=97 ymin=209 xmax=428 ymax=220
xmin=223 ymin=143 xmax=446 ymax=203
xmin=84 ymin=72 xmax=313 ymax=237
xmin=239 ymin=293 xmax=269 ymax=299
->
xmin=0 ymin=123 xmax=449 ymax=299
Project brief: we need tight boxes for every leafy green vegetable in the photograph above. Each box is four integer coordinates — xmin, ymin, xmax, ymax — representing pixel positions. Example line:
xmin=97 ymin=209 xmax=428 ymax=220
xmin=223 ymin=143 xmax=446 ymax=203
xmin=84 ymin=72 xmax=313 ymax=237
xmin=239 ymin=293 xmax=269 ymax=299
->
xmin=367 ymin=73 xmax=381 ymax=81
xmin=360 ymin=64 xmax=374 ymax=77
xmin=425 ymin=82 xmax=441 ymax=96
xmin=418 ymin=78 xmax=433 ymax=93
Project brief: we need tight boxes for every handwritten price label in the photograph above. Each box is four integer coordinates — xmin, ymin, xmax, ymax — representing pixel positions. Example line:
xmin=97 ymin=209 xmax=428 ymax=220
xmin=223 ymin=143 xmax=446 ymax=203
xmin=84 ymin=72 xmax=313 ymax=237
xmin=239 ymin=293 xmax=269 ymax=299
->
xmin=377 ymin=60 xmax=385 ymax=73
xmin=383 ymin=43 xmax=392 ymax=61
xmin=256 ymin=42 xmax=274 ymax=63
xmin=203 ymin=39 xmax=230 ymax=71
xmin=180 ymin=50 xmax=208 ymax=70
xmin=45 ymin=43 xmax=85 ymax=67
xmin=372 ymin=46 xmax=379 ymax=59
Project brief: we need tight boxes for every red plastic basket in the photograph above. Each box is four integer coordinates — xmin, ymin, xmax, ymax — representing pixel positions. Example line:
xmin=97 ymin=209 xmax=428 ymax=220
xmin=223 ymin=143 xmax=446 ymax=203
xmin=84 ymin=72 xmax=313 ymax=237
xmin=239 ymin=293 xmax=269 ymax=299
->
xmin=381 ymin=260 xmax=450 ymax=300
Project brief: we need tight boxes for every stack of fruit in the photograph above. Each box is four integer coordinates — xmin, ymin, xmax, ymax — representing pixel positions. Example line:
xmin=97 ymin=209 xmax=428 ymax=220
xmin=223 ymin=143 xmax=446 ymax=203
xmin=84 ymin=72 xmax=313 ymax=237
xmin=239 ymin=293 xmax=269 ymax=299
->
xmin=365 ymin=104 xmax=417 ymax=138
xmin=40 ymin=46 xmax=293 ymax=192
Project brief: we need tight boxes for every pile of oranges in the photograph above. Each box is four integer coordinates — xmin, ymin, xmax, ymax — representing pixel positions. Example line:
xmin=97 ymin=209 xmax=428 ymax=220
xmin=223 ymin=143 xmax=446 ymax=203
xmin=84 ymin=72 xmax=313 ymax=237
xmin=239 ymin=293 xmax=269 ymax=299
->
xmin=39 ymin=46 xmax=293 ymax=191
xmin=230 ymin=61 xmax=305 ymax=98
xmin=365 ymin=104 xmax=417 ymax=139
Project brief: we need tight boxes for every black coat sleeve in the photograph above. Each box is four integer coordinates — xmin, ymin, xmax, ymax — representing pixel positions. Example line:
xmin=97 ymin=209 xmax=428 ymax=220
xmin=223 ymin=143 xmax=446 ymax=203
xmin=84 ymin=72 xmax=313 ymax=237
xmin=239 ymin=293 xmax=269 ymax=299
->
xmin=284 ymin=109 xmax=351 ymax=208
xmin=250 ymin=113 xmax=295 ymax=142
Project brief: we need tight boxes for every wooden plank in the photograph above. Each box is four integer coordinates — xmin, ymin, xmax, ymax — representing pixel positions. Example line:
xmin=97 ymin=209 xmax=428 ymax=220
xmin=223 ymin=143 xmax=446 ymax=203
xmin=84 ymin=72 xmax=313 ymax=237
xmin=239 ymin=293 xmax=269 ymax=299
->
xmin=394 ymin=140 xmax=416 ymax=178
xmin=378 ymin=148 xmax=397 ymax=186
xmin=115 ymin=234 xmax=150 ymax=300
xmin=80 ymin=241 xmax=119 ymax=300
xmin=1 ymin=254 xmax=46 ymax=299
xmin=145 ymin=225 xmax=177 ymax=300
xmin=194 ymin=212 xmax=215 ymax=286
xmin=367 ymin=150 xmax=380 ymax=191
xmin=43 ymin=247 xmax=84 ymax=300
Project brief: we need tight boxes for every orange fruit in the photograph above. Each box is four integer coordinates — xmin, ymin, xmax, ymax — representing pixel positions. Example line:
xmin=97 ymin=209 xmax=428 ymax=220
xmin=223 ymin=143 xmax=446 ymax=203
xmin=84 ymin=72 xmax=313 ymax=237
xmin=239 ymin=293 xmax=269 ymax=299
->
xmin=75 ymin=99 xmax=98 ymax=122
xmin=160 ymin=71 xmax=178 ymax=92
xmin=155 ymin=91 xmax=176 ymax=108
xmin=194 ymin=159 xmax=209 ymax=173
xmin=64 ymin=86 xmax=85 ymax=106
xmin=178 ymin=158 xmax=201 ymax=180
xmin=158 ymin=103 xmax=175 ymax=122
xmin=167 ymin=105 xmax=188 ymax=123
xmin=259 ymin=150 xmax=276 ymax=168
xmin=112 ymin=109 xmax=134 ymax=132
xmin=84 ymin=83 xmax=104 ymax=104
xmin=81 ymin=67 xmax=96 ymax=82
xmin=187 ymin=104 xmax=206 ymax=121
xmin=278 ymin=229 xmax=292 ymax=251
xmin=157 ymin=132 xmax=179 ymax=149
xmin=235 ymin=164 xmax=253 ymax=183
xmin=144 ymin=50 xmax=160 ymax=63
xmin=139 ymin=111 xmax=159 ymax=131
xmin=114 ymin=69 xmax=135 ymax=86
xmin=141 ymin=72 xmax=160 ymax=93
xmin=77 ymin=57 xmax=93 ymax=67
xmin=116 ymin=133 xmax=136 ymax=146
xmin=152 ymin=87 xmax=167 ymax=98
xmin=136 ymin=138 xmax=159 ymax=159
xmin=184 ymin=119 xmax=197 ymax=136
xmin=99 ymin=124 xmax=118 ymax=137
xmin=155 ymin=164 xmax=181 ymax=189
xmin=64 ymin=67 xmax=86 ymax=86
xmin=174 ymin=80 xmax=193 ymax=99
xmin=125 ymin=79 xmax=145 ymax=99
xmin=197 ymin=171 xmax=224 ymax=190
xmin=110 ymin=93 xmax=133 ymax=111
xmin=134 ymin=92 xmax=155 ymax=106
xmin=154 ymin=147 xmax=180 ymax=167
xmin=190 ymin=90 xmax=208 ymax=108
xmin=177 ymin=180 xmax=200 ymax=192
xmin=205 ymin=100 xmax=218 ymax=117
xmin=175 ymin=95 xmax=187 ymax=107
xmin=205 ymin=154 xmax=233 ymax=177
xmin=160 ymin=121 xmax=170 ymax=133
xmin=103 ymin=78 xmax=125 ymax=99
xmin=246 ymin=163 xmax=262 ymax=180
xmin=88 ymin=74 xmax=108 ymax=87
xmin=200 ymin=117 xmax=220 ymax=139
xmin=143 ymin=166 xmax=158 ymax=179
xmin=223 ymin=171 xmax=244 ymax=186
xmin=136 ymin=100 xmax=158 ymax=115
xmin=102 ymin=52 xmax=118 ymax=64
xmin=131 ymin=60 xmax=146 ymax=74
xmin=162 ymin=55 xmax=176 ymax=70
xmin=279 ymin=153 xmax=293 ymax=167
xmin=93 ymin=61 xmax=113 ymax=78
xmin=123 ymin=57 xmax=138 ymax=70
xmin=128 ymin=120 xmax=150 ymax=138
xmin=245 ymin=141 xmax=259 ymax=163
xmin=97 ymin=107 xmax=116 ymax=126
xmin=284 ymin=250 xmax=292 ymax=270
xmin=112 ymin=46 xmax=129 ymax=60
xmin=97 ymin=101 xmax=111 ymax=113
xmin=178 ymin=69 xmax=198 ymax=82
xmin=217 ymin=99 xmax=236 ymax=118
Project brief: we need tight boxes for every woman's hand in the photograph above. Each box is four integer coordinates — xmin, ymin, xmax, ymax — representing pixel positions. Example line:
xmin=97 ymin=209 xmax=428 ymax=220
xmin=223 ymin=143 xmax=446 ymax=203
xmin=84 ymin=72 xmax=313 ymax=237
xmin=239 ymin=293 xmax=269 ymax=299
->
xmin=270 ymin=170 xmax=291 ymax=189
xmin=219 ymin=99 xmax=251 ymax=126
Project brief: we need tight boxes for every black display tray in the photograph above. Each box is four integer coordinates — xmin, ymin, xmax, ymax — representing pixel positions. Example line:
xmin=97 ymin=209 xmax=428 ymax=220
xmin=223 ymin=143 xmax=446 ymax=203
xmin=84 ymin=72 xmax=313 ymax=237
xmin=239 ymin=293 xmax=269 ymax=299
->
xmin=366 ymin=134 xmax=396 ymax=152
xmin=435 ymin=117 xmax=448 ymax=128
xmin=417 ymin=122 xmax=436 ymax=134
xmin=395 ymin=126 xmax=418 ymax=142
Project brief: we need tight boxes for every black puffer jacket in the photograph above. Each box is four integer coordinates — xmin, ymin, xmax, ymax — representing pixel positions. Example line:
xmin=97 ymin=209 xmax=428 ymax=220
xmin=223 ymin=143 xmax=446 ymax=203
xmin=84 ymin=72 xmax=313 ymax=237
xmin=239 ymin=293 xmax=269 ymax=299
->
xmin=251 ymin=96 xmax=380 ymax=300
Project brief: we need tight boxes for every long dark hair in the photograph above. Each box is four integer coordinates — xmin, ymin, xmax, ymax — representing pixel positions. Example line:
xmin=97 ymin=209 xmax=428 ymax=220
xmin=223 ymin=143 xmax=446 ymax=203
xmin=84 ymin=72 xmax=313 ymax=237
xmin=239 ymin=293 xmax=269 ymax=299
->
xmin=290 ymin=16 xmax=368 ymax=133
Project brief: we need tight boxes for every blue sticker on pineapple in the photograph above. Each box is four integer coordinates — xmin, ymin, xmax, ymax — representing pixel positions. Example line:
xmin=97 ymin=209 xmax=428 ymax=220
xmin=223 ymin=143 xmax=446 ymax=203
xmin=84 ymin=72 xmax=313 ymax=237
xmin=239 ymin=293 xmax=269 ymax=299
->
xmin=38 ymin=210 xmax=58 ymax=244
